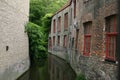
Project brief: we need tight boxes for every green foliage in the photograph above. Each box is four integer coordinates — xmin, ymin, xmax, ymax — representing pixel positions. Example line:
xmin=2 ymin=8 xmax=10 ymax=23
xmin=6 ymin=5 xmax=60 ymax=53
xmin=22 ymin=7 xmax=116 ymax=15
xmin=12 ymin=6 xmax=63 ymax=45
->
xmin=30 ymin=0 xmax=45 ymax=25
xmin=25 ymin=22 xmax=47 ymax=62
xmin=76 ymin=74 xmax=86 ymax=80
xmin=30 ymin=0 xmax=68 ymax=26
xmin=28 ymin=0 xmax=68 ymax=64
xmin=41 ymin=13 xmax=53 ymax=33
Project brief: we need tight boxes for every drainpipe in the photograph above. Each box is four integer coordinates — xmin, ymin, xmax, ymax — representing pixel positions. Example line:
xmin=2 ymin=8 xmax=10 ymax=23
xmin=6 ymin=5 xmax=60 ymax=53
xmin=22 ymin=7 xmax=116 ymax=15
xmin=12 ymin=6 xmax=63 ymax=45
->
xmin=116 ymin=0 xmax=120 ymax=79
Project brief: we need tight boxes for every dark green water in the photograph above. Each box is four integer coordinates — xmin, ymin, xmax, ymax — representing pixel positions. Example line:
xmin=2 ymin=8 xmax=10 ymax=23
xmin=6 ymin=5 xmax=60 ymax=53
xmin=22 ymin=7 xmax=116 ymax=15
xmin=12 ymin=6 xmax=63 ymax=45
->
xmin=17 ymin=54 xmax=76 ymax=80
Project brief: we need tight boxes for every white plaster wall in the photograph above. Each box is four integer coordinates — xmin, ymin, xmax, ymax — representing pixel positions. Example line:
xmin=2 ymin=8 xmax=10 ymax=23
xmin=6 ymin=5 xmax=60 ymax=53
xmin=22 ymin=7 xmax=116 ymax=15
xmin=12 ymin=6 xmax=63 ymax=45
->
xmin=0 ymin=0 xmax=30 ymax=80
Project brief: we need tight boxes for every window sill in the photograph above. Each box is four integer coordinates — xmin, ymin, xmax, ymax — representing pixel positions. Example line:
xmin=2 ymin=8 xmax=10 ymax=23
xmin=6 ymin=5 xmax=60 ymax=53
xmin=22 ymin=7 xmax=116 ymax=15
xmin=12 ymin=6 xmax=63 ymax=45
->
xmin=105 ymin=32 xmax=118 ymax=36
xmin=58 ymin=31 xmax=61 ymax=33
xmin=64 ymin=29 xmax=68 ymax=31
xmin=105 ymin=58 xmax=116 ymax=63
xmin=83 ymin=52 xmax=90 ymax=57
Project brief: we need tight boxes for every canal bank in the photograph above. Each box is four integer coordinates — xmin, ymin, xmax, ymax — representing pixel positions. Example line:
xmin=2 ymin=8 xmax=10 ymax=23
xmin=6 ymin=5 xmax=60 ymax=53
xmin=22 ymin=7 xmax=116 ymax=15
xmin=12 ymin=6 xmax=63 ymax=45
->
xmin=48 ymin=50 xmax=82 ymax=77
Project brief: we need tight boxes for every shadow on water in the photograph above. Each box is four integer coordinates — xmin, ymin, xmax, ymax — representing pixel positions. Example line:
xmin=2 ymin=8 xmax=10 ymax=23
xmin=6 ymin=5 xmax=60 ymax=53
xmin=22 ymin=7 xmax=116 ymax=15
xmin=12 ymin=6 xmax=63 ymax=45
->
xmin=17 ymin=54 xmax=76 ymax=80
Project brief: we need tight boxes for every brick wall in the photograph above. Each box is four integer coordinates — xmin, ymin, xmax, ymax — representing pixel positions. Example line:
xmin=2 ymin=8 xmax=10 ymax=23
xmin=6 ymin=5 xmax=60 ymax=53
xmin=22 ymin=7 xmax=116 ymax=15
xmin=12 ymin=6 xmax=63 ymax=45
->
xmin=74 ymin=0 xmax=118 ymax=80
xmin=48 ymin=0 xmax=118 ymax=79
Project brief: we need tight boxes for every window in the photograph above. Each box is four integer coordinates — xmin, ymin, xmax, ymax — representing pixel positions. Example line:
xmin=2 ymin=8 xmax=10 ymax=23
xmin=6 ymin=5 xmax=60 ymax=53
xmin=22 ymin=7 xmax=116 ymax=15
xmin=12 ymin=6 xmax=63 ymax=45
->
xmin=53 ymin=36 xmax=55 ymax=46
xmin=49 ymin=37 xmax=52 ymax=49
xmin=58 ymin=17 xmax=61 ymax=32
xmin=64 ymin=13 xmax=68 ymax=30
xmin=74 ymin=0 xmax=76 ymax=18
xmin=70 ymin=8 xmax=72 ymax=24
xmin=83 ymin=0 xmax=88 ymax=5
xmin=83 ymin=22 xmax=92 ymax=56
xmin=105 ymin=15 xmax=117 ymax=61
xmin=72 ymin=38 xmax=74 ymax=48
xmin=53 ymin=19 xmax=56 ymax=33
xmin=49 ymin=27 xmax=51 ymax=34
xmin=75 ymin=30 xmax=79 ymax=49
xmin=58 ymin=36 xmax=60 ymax=46
xmin=6 ymin=46 xmax=9 ymax=51
xmin=63 ymin=35 xmax=67 ymax=47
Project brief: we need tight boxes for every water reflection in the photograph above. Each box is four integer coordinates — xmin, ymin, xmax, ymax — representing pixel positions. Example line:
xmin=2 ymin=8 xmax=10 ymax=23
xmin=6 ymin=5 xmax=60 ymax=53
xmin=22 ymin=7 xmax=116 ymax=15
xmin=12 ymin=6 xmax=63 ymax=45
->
xmin=17 ymin=54 xmax=76 ymax=80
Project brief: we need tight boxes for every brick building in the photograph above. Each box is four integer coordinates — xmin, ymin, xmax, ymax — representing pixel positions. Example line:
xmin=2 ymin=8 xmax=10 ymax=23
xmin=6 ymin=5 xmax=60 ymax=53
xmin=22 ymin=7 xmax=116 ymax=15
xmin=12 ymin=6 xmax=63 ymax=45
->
xmin=0 ymin=0 xmax=30 ymax=80
xmin=48 ymin=0 xmax=118 ymax=80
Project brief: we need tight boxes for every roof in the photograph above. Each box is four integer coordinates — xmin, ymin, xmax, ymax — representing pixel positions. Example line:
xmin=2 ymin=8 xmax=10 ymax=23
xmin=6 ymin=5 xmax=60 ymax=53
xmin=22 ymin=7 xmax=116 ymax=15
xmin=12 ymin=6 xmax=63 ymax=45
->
xmin=52 ymin=0 xmax=72 ymax=17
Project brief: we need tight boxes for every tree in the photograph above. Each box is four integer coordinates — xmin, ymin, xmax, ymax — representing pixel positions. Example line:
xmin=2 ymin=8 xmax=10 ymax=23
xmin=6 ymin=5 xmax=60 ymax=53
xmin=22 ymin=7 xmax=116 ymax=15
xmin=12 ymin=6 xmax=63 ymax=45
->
xmin=25 ymin=22 xmax=48 ymax=63
xmin=30 ymin=0 xmax=68 ymax=26
xmin=28 ymin=0 xmax=68 ymax=63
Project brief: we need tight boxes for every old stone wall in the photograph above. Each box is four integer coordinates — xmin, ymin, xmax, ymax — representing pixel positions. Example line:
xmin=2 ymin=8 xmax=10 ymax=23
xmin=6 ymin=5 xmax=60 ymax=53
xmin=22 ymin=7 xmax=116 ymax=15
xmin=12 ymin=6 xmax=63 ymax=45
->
xmin=0 ymin=0 xmax=30 ymax=80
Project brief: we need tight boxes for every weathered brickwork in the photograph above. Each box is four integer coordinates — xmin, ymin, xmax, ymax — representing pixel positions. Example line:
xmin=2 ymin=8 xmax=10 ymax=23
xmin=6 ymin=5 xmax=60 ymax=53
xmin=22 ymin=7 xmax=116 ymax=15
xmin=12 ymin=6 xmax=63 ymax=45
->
xmin=49 ymin=0 xmax=118 ymax=80
xmin=48 ymin=0 xmax=74 ymax=61
xmin=0 ymin=0 xmax=30 ymax=80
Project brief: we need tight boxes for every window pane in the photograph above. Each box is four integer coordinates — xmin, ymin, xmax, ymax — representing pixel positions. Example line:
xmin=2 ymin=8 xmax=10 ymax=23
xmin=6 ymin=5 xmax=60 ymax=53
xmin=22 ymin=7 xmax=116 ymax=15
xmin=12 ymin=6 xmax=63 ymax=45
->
xmin=84 ymin=22 xmax=92 ymax=56
xmin=105 ymin=15 xmax=116 ymax=60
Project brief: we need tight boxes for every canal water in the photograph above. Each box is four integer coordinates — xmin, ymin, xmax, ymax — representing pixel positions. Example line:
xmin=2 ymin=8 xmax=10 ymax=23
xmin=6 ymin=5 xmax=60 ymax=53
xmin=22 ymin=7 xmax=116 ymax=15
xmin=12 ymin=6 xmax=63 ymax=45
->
xmin=17 ymin=54 xmax=76 ymax=80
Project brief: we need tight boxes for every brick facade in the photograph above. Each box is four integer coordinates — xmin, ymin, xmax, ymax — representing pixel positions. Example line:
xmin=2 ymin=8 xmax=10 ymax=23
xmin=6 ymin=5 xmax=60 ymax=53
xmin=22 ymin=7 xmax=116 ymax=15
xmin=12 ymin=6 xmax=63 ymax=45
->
xmin=48 ymin=0 xmax=118 ymax=80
